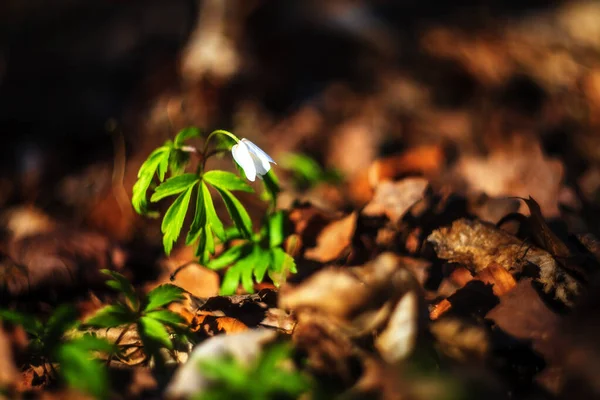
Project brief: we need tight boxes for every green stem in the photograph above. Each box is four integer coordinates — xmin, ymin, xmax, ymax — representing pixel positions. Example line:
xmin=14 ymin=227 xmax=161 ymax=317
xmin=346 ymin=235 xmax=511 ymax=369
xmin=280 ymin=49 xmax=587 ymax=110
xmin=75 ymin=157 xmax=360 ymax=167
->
xmin=199 ymin=130 xmax=240 ymax=173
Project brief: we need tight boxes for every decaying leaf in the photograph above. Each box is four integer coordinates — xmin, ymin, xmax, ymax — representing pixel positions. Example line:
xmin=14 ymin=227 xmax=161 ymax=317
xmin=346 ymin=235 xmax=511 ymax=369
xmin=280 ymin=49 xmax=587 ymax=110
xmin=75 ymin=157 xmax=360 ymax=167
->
xmin=427 ymin=219 xmax=581 ymax=306
xmin=362 ymin=178 xmax=429 ymax=224
xmin=520 ymin=196 xmax=571 ymax=259
xmin=165 ymin=329 xmax=277 ymax=399
xmin=304 ymin=212 xmax=357 ymax=263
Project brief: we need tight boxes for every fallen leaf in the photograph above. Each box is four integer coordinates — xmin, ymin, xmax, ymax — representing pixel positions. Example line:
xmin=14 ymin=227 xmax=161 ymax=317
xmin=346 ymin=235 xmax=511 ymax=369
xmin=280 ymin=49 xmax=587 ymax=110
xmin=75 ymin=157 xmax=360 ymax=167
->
xmin=368 ymin=146 xmax=444 ymax=187
xmin=456 ymin=135 xmax=564 ymax=217
xmin=427 ymin=219 xmax=581 ymax=307
xmin=0 ymin=327 xmax=18 ymax=393
xmin=304 ymin=212 xmax=357 ymax=263
xmin=362 ymin=178 xmax=429 ymax=224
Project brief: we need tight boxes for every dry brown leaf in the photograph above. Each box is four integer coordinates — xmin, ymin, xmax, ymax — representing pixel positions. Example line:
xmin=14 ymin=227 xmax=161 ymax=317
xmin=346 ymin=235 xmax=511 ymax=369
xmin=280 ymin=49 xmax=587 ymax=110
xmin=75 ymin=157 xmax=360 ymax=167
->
xmin=362 ymin=178 xmax=429 ymax=224
xmin=368 ymin=146 xmax=444 ymax=187
xmin=520 ymin=196 xmax=571 ymax=259
xmin=457 ymin=135 xmax=564 ymax=217
xmin=191 ymin=315 xmax=249 ymax=336
xmin=427 ymin=219 xmax=581 ymax=307
xmin=486 ymin=279 xmax=562 ymax=393
xmin=304 ymin=212 xmax=357 ymax=263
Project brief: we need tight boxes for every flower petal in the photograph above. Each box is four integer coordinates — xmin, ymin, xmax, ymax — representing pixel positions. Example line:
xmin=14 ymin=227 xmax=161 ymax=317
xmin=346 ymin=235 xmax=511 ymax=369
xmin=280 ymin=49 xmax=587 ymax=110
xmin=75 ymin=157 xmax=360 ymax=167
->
xmin=232 ymin=141 xmax=256 ymax=181
xmin=241 ymin=139 xmax=275 ymax=177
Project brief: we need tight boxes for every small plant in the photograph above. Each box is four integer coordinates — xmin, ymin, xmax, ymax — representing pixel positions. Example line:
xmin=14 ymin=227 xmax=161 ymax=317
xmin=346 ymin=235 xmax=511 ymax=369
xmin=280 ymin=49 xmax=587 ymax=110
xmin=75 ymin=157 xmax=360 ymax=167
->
xmin=84 ymin=270 xmax=187 ymax=363
xmin=193 ymin=342 xmax=311 ymax=400
xmin=133 ymin=128 xmax=295 ymax=294
xmin=280 ymin=152 xmax=343 ymax=190
xmin=0 ymin=305 xmax=113 ymax=399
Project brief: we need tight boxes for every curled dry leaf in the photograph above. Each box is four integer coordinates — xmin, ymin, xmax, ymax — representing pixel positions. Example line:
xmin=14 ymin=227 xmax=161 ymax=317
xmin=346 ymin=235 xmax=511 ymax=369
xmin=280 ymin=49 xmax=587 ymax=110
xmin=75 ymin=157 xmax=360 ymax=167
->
xmin=304 ymin=212 xmax=357 ymax=263
xmin=362 ymin=178 xmax=429 ymax=224
xmin=427 ymin=219 xmax=581 ymax=307
xmin=165 ymin=329 xmax=277 ymax=399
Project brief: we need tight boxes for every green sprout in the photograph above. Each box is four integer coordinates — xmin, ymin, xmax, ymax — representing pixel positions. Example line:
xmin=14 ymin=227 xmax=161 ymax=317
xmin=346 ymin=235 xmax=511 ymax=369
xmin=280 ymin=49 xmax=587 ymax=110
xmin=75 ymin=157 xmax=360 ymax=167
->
xmin=0 ymin=305 xmax=113 ymax=399
xmin=132 ymin=128 xmax=296 ymax=294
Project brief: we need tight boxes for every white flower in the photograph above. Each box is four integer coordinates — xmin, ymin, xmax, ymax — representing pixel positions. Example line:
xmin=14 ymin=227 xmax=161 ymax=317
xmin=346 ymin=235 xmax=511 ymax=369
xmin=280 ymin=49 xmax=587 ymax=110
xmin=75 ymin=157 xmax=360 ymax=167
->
xmin=231 ymin=138 xmax=276 ymax=181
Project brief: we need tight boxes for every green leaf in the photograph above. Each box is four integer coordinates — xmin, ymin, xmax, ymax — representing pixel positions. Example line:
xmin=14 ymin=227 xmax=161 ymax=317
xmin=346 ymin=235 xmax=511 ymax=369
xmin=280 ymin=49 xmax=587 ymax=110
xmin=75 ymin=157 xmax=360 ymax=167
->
xmin=220 ymin=266 xmax=242 ymax=296
xmin=281 ymin=152 xmax=323 ymax=184
xmin=56 ymin=342 xmax=109 ymax=400
xmin=144 ymin=284 xmax=186 ymax=312
xmin=151 ymin=173 xmax=199 ymax=202
xmin=0 ymin=309 xmax=42 ymax=336
xmin=101 ymin=270 xmax=139 ymax=311
xmin=138 ymin=316 xmax=173 ymax=350
xmin=45 ymin=305 xmax=79 ymax=344
xmin=207 ymin=243 xmax=252 ymax=270
xmin=168 ymin=150 xmax=190 ymax=177
xmin=162 ymin=184 xmax=196 ymax=255
xmin=203 ymin=182 xmax=225 ymax=241
xmin=203 ymin=171 xmax=254 ymax=193
xmin=145 ymin=310 xmax=185 ymax=327
xmin=69 ymin=335 xmax=115 ymax=354
xmin=214 ymin=188 xmax=253 ymax=239
xmin=253 ymin=247 xmax=272 ymax=284
xmin=174 ymin=127 xmax=201 ymax=147
xmin=267 ymin=211 xmax=286 ymax=248
xmin=186 ymin=183 xmax=206 ymax=245
xmin=84 ymin=305 xmax=135 ymax=328
xmin=132 ymin=145 xmax=171 ymax=215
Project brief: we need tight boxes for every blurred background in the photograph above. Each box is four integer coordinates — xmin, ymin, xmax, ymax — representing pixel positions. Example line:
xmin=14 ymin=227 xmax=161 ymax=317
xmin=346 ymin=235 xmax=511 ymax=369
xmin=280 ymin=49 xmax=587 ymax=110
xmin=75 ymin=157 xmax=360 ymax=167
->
xmin=2 ymin=0 xmax=600 ymax=398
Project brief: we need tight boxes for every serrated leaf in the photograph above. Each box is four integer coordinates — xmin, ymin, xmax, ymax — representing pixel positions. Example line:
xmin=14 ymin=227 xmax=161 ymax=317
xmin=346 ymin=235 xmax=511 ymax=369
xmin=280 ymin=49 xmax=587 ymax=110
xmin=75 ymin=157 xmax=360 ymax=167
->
xmin=84 ymin=305 xmax=135 ymax=328
xmin=162 ymin=184 xmax=196 ymax=255
xmin=0 ymin=310 xmax=42 ymax=336
xmin=145 ymin=309 xmax=185 ymax=327
xmin=203 ymin=170 xmax=254 ymax=193
xmin=132 ymin=145 xmax=171 ymax=215
xmin=202 ymin=182 xmax=225 ymax=241
xmin=267 ymin=211 xmax=286 ymax=248
xmin=151 ymin=173 xmax=199 ymax=202
xmin=138 ymin=316 xmax=173 ymax=350
xmin=143 ymin=284 xmax=186 ymax=312
xmin=214 ymin=187 xmax=253 ymax=239
xmin=253 ymin=247 xmax=272 ymax=283
xmin=174 ymin=127 xmax=201 ymax=147
xmin=207 ymin=243 xmax=252 ymax=270
xmin=57 ymin=342 xmax=109 ymax=400
xmin=101 ymin=269 xmax=139 ymax=311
